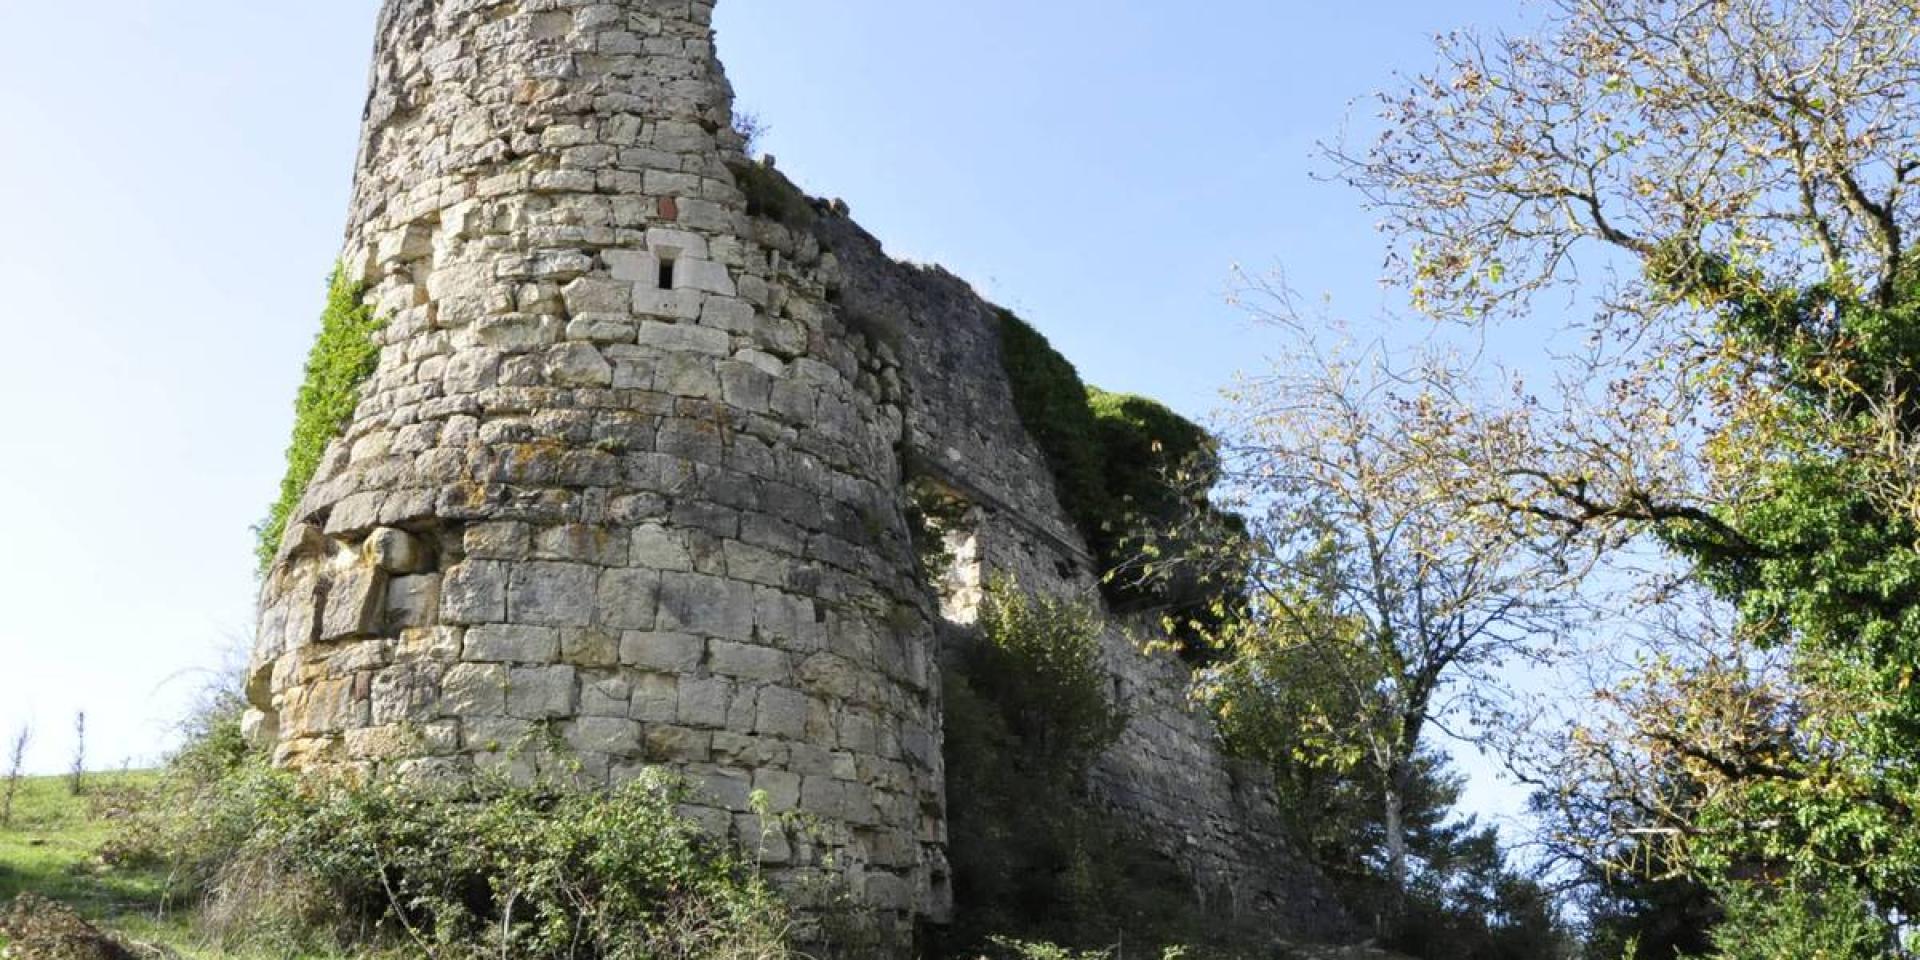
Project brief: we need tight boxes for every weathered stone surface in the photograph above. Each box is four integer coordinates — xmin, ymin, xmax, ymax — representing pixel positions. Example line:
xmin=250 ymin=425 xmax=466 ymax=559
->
xmin=365 ymin=527 xmax=431 ymax=574
xmin=441 ymin=663 xmax=508 ymax=716
xmin=507 ymin=665 xmax=577 ymax=720
xmin=620 ymin=631 xmax=704 ymax=673
xmin=708 ymin=640 xmax=790 ymax=683
xmin=464 ymin=625 xmax=560 ymax=663
xmin=508 ymin=563 xmax=598 ymax=627
xmin=320 ymin=566 xmax=386 ymax=642
xmin=441 ymin=561 xmax=508 ymax=624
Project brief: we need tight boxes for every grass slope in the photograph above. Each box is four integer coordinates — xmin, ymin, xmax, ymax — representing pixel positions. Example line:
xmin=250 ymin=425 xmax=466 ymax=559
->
xmin=1 ymin=773 xmax=228 ymax=958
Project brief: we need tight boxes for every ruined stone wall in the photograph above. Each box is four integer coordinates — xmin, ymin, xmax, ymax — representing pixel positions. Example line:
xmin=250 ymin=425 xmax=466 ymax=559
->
xmin=248 ymin=0 xmax=947 ymax=935
xmin=820 ymin=215 xmax=1346 ymax=936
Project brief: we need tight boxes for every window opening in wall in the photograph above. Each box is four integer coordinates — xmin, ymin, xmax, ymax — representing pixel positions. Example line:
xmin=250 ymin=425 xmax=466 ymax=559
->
xmin=657 ymin=252 xmax=678 ymax=290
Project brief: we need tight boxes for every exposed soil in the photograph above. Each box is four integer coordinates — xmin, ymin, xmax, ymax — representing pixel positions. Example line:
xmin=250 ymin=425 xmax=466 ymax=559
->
xmin=0 ymin=894 xmax=159 ymax=960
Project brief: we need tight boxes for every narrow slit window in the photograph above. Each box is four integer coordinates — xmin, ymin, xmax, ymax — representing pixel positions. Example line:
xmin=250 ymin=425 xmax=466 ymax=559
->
xmin=657 ymin=254 xmax=677 ymax=290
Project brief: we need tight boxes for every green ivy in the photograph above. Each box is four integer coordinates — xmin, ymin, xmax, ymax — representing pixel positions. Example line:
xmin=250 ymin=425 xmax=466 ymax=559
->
xmin=997 ymin=310 xmax=1112 ymax=538
xmin=255 ymin=269 xmax=385 ymax=571
xmin=996 ymin=315 xmax=1245 ymax=635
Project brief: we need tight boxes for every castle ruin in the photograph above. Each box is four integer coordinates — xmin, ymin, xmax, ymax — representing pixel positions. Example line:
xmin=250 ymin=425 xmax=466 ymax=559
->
xmin=247 ymin=0 xmax=1338 ymax=945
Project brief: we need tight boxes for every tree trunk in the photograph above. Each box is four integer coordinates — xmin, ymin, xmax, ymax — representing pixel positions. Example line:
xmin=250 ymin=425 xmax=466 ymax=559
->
xmin=1383 ymin=771 xmax=1409 ymax=910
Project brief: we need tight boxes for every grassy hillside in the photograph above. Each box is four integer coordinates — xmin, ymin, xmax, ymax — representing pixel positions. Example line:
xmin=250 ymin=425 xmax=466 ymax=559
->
xmin=0 ymin=772 xmax=205 ymax=956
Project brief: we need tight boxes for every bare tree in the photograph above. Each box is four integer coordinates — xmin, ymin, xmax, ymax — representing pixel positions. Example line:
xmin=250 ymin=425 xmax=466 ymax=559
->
xmin=1333 ymin=0 xmax=1920 ymax=324
xmin=68 ymin=711 xmax=86 ymax=797
xmin=1326 ymin=0 xmax=1920 ymax=538
xmin=2 ymin=725 xmax=31 ymax=828
xmin=1195 ymin=284 xmax=1591 ymax=907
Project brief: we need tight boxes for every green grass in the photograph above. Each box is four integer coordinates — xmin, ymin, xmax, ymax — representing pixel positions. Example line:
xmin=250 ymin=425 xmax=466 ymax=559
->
xmin=0 ymin=772 xmax=301 ymax=959
xmin=0 ymin=773 xmax=166 ymax=915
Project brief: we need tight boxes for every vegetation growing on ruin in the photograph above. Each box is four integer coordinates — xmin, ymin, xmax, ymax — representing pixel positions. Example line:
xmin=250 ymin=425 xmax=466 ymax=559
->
xmin=80 ymin=696 xmax=798 ymax=960
xmin=937 ymin=583 xmax=1230 ymax=957
xmin=728 ymin=157 xmax=815 ymax=229
xmin=255 ymin=268 xmax=385 ymax=571
xmin=997 ymin=310 xmax=1112 ymax=538
xmin=997 ymin=312 xmax=1245 ymax=641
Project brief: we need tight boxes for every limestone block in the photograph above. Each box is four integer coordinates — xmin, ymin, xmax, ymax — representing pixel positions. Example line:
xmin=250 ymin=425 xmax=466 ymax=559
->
xmin=372 ymin=664 xmax=440 ymax=725
xmin=464 ymin=625 xmax=560 ymax=663
xmin=676 ymin=804 xmax=732 ymax=838
xmin=645 ymin=227 xmax=709 ymax=260
xmin=863 ymin=873 xmax=912 ymax=912
xmin=546 ymin=343 xmax=613 ymax=388
xmin=631 ymin=287 xmax=704 ymax=320
xmin=463 ymin=715 xmax=534 ymax=754
xmin=509 ymin=562 xmax=598 ymax=627
xmin=756 ymin=687 xmax=810 ymax=740
xmin=800 ymin=776 xmax=845 ymax=820
xmin=719 ymin=361 xmax=774 ymax=412
xmin=713 ymin=732 xmax=789 ymax=768
xmin=656 ymin=354 xmax=721 ymax=400
xmin=710 ymin=640 xmax=792 ymax=684
xmin=604 ymin=249 xmax=660 ymax=284
xmin=581 ymin=672 xmax=634 ymax=717
xmin=566 ymin=315 xmax=638 ymax=343
xmin=507 ymin=665 xmax=578 ymax=719
xmin=442 ymin=561 xmax=509 ymax=624
xmin=630 ymin=673 xmax=678 ymax=723
xmin=386 ymin=574 xmax=441 ymax=630
xmin=561 ymin=628 xmax=620 ymax=667
xmin=619 ymin=631 xmax=704 ymax=673
xmin=636 ymin=320 xmax=728 ymax=356
xmin=722 ymin=541 xmax=787 ymax=588
xmin=595 ymin=567 xmax=660 ymax=630
xmin=799 ymin=653 xmax=864 ymax=701
xmin=677 ymin=676 xmax=733 ymax=728
xmin=363 ymin=528 xmax=431 ymax=575
xmin=562 ymin=277 xmax=631 ymax=315
xmin=657 ymin=572 xmax=755 ymax=637
xmin=536 ymin=524 xmax=625 ymax=565
xmin=442 ymin=663 xmax=508 ymax=716
xmin=676 ymin=258 xmax=736 ymax=296
xmin=752 ymin=768 xmax=802 ymax=812
xmin=566 ymin=717 xmax=641 ymax=758
xmin=737 ymin=814 xmax=793 ymax=864
xmin=240 ymin=708 xmax=278 ymax=750
xmin=630 ymin=524 xmax=693 ymax=571
xmin=699 ymin=767 xmax=754 ymax=811
xmin=321 ymin=566 xmax=387 ymax=642
xmin=645 ymin=725 xmax=712 ymax=764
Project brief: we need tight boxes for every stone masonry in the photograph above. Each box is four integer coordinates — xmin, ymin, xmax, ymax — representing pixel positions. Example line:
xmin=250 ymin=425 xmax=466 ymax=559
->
xmin=249 ymin=0 xmax=1339 ymax=946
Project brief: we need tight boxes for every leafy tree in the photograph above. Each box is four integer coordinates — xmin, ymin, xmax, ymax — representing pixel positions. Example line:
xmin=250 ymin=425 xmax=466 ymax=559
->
xmin=1332 ymin=0 xmax=1920 ymax=950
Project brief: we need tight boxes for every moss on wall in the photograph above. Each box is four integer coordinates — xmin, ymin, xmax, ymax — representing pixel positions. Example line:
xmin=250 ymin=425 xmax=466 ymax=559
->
xmin=255 ymin=269 xmax=385 ymax=570
xmin=996 ymin=311 xmax=1112 ymax=540
xmin=996 ymin=314 xmax=1244 ymax=636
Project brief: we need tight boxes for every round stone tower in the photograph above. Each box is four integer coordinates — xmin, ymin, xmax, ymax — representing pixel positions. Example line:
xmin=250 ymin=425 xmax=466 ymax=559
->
xmin=248 ymin=0 xmax=947 ymax=931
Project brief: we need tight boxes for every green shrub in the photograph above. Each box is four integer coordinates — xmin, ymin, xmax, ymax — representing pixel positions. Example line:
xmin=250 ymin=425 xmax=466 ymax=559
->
xmin=971 ymin=585 xmax=1127 ymax=772
xmin=256 ymin=268 xmax=385 ymax=570
xmin=939 ymin=584 xmax=1227 ymax=957
xmin=111 ymin=700 xmax=795 ymax=960
xmin=1691 ymin=882 xmax=1898 ymax=960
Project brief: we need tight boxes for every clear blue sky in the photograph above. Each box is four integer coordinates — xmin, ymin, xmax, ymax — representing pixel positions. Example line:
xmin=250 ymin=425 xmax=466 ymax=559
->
xmin=0 ymin=0 xmax=1536 ymax=819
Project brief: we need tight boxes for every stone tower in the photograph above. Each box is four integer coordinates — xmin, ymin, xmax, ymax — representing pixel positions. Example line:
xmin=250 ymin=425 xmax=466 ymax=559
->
xmin=248 ymin=0 xmax=947 ymax=932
